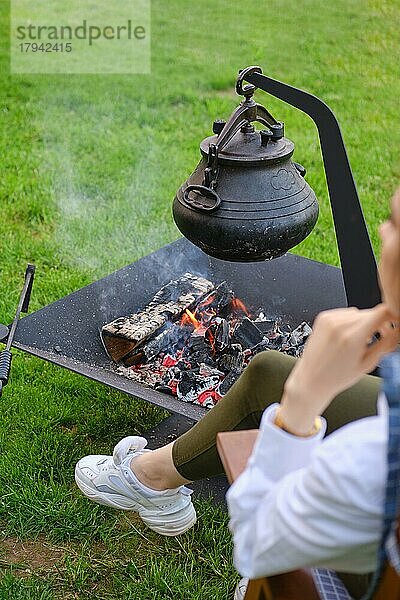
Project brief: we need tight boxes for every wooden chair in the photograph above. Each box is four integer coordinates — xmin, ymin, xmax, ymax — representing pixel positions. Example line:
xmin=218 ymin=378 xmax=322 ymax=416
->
xmin=216 ymin=430 xmax=400 ymax=600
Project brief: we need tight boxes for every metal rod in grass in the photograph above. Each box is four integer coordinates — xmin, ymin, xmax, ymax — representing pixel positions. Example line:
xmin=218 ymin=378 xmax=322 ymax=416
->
xmin=0 ymin=264 xmax=36 ymax=396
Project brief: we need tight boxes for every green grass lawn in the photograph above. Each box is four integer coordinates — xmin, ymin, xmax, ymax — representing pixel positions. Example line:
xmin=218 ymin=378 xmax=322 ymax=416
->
xmin=0 ymin=0 xmax=400 ymax=597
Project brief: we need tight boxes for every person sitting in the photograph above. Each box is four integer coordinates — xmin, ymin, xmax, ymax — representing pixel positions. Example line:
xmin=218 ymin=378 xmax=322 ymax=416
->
xmin=75 ymin=188 xmax=400 ymax=599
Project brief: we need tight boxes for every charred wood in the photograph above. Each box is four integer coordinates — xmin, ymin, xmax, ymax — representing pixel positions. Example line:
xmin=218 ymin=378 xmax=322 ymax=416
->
xmin=122 ymin=323 xmax=192 ymax=366
xmin=105 ymin=274 xmax=312 ymax=410
xmin=101 ymin=273 xmax=213 ymax=362
xmin=177 ymin=368 xmax=222 ymax=405
xmin=205 ymin=317 xmax=230 ymax=353
xmin=232 ymin=317 xmax=264 ymax=349
xmin=196 ymin=282 xmax=234 ymax=320
xmin=218 ymin=367 xmax=242 ymax=395
xmin=183 ymin=335 xmax=213 ymax=363
xmin=217 ymin=343 xmax=244 ymax=372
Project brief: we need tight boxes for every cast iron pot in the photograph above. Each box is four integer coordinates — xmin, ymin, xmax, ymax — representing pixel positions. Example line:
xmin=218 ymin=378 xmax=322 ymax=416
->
xmin=173 ymin=68 xmax=319 ymax=262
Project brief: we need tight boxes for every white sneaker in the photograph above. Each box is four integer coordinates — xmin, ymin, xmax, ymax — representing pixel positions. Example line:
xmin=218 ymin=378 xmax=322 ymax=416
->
xmin=234 ymin=578 xmax=249 ymax=600
xmin=75 ymin=436 xmax=197 ymax=536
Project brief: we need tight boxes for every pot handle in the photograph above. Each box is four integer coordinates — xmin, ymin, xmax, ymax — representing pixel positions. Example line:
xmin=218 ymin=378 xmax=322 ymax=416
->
xmin=200 ymin=68 xmax=280 ymax=194
xmin=182 ymin=185 xmax=221 ymax=213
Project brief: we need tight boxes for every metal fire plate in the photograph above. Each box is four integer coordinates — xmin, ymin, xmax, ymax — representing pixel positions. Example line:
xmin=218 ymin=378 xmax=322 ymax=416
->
xmin=12 ymin=238 xmax=347 ymax=421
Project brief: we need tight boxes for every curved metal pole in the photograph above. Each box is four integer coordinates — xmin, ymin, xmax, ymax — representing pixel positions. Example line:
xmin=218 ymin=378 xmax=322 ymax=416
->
xmin=246 ymin=70 xmax=381 ymax=310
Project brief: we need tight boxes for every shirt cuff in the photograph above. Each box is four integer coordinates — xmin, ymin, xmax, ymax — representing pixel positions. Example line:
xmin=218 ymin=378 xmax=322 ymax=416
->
xmin=246 ymin=403 xmax=327 ymax=482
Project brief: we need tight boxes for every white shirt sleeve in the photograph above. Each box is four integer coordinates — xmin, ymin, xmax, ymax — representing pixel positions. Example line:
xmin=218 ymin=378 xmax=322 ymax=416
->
xmin=226 ymin=400 xmax=387 ymax=579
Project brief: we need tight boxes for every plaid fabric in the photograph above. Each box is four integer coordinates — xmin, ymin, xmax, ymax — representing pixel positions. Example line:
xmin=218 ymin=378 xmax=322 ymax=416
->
xmin=363 ymin=349 xmax=400 ymax=599
xmin=312 ymin=569 xmax=352 ymax=600
xmin=385 ymin=528 xmax=400 ymax=574
xmin=314 ymin=350 xmax=400 ymax=600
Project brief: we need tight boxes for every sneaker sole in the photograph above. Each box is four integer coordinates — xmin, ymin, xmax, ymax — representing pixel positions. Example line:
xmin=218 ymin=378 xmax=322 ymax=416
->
xmin=233 ymin=579 xmax=249 ymax=600
xmin=75 ymin=465 xmax=197 ymax=536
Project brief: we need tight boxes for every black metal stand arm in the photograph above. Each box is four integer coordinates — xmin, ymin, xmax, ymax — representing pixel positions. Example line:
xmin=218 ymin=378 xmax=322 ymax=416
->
xmin=243 ymin=67 xmax=381 ymax=310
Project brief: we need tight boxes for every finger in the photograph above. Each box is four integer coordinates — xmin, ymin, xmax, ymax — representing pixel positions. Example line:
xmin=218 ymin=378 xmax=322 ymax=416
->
xmin=366 ymin=318 xmax=400 ymax=347
xmin=371 ymin=319 xmax=399 ymax=347
xmin=361 ymin=328 xmax=399 ymax=371
xmin=361 ymin=304 xmax=393 ymax=326
xmin=352 ymin=305 xmax=394 ymax=340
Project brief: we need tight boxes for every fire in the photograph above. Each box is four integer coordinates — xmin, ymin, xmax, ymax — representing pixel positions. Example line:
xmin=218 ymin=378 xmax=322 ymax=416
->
xmin=206 ymin=328 xmax=216 ymax=353
xmin=181 ymin=308 xmax=201 ymax=329
xmin=231 ymin=297 xmax=250 ymax=316
xmin=194 ymin=292 xmax=218 ymax=326
xmin=199 ymin=291 xmax=216 ymax=307
xmin=180 ymin=295 xmax=249 ymax=338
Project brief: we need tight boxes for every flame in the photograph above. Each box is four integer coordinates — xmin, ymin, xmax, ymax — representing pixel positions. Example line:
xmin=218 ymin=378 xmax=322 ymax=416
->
xmin=206 ymin=328 xmax=216 ymax=353
xmin=181 ymin=308 xmax=201 ymax=329
xmin=232 ymin=297 xmax=250 ymax=316
xmin=199 ymin=291 xmax=216 ymax=308
xmin=181 ymin=296 xmax=249 ymax=342
xmin=194 ymin=292 xmax=217 ymax=325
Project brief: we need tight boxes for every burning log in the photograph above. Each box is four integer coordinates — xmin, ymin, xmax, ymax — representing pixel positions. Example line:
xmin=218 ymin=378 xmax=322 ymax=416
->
xmin=123 ymin=323 xmax=192 ymax=366
xmin=196 ymin=282 xmax=234 ymax=321
xmin=101 ymin=273 xmax=213 ymax=363
xmin=104 ymin=272 xmax=312 ymax=410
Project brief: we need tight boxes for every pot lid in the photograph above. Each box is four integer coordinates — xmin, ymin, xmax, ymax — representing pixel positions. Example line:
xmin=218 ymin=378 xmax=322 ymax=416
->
xmin=200 ymin=129 xmax=294 ymax=165
xmin=197 ymin=67 xmax=295 ymax=166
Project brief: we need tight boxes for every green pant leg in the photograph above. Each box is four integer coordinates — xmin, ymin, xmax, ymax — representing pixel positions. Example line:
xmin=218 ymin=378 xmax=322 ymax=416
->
xmin=172 ymin=350 xmax=381 ymax=480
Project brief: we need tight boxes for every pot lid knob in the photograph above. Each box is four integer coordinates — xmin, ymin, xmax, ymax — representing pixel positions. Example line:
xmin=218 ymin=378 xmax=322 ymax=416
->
xmin=270 ymin=122 xmax=284 ymax=141
xmin=260 ymin=129 xmax=272 ymax=146
xmin=213 ymin=119 xmax=226 ymax=135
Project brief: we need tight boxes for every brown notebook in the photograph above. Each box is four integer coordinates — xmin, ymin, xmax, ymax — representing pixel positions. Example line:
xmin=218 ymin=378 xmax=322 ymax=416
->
xmin=217 ymin=429 xmax=259 ymax=484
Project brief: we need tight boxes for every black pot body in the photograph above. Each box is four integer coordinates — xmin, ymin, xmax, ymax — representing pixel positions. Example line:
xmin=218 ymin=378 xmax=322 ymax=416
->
xmin=173 ymin=134 xmax=319 ymax=262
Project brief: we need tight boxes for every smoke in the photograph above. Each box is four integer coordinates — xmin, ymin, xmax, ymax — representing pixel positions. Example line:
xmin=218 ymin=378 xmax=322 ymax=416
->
xmin=37 ymin=93 xmax=230 ymax=327
xmin=43 ymin=119 xmax=179 ymax=280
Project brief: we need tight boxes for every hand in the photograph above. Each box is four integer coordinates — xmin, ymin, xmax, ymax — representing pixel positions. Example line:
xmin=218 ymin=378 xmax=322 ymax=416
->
xmin=279 ymin=304 xmax=399 ymax=435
